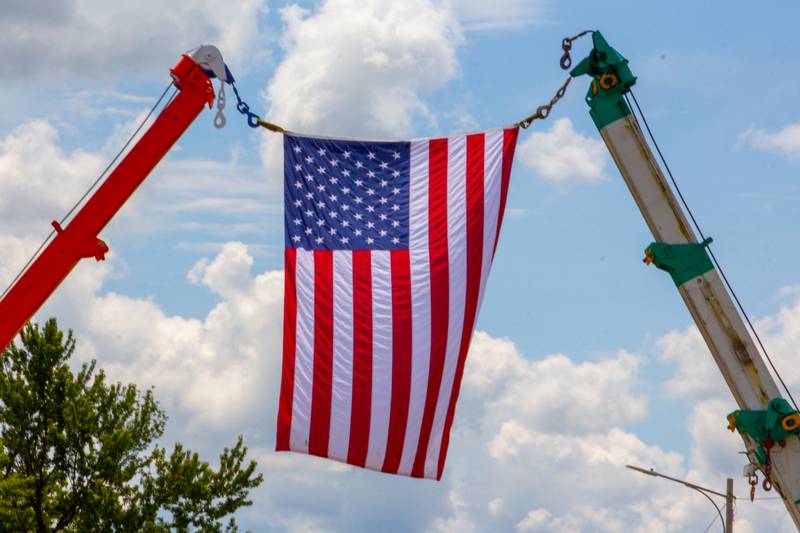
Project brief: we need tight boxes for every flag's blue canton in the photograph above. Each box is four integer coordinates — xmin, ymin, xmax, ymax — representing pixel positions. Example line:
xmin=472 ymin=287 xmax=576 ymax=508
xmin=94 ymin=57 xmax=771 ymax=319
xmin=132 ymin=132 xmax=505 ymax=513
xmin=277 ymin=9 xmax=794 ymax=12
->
xmin=284 ymin=135 xmax=410 ymax=250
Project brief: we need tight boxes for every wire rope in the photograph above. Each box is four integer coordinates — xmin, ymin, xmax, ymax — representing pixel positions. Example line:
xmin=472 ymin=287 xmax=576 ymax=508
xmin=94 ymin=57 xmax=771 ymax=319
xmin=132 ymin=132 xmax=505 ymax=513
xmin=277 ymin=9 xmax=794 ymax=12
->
xmin=623 ymin=90 xmax=799 ymax=413
xmin=0 ymin=81 xmax=174 ymax=302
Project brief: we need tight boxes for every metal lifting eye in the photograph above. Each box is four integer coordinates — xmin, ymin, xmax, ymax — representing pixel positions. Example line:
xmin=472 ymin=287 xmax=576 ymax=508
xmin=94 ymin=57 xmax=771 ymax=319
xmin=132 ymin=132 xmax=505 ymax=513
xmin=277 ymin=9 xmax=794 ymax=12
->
xmin=598 ymin=73 xmax=619 ymax=90
xmin=782 ymin=413 xmax=800 ymax=431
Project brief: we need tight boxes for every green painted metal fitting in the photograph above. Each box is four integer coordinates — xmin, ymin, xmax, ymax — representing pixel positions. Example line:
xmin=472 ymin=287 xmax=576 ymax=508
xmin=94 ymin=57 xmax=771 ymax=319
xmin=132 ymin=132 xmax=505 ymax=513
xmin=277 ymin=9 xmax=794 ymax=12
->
xmin=727 ymin=398 xmax=800 ymax=466
xmin=643 ymin=237 xmax=714 ymax=287
xmin=569 ymin=31 xmax=637 ymax=130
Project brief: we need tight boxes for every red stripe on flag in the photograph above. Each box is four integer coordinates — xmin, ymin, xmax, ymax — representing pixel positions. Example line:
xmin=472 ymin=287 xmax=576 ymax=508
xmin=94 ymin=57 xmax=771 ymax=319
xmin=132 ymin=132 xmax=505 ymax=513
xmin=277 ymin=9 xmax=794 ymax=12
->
xmin=412 ymin=137 xmax=449 ymax=478
xmin=348 ymin=250 xmax=373 ymax=467
xmin=277 ymin=248 xmax=297 ymax=451
xmin=309 ymin=250 xmax=334 ymax=457
xmin=382 ymin=250 xmax=412 ymax=473
xmin=437 ymin=133 xmax=485 ymax=479
xmin=493 ymin=127 xmax=519 ymax=258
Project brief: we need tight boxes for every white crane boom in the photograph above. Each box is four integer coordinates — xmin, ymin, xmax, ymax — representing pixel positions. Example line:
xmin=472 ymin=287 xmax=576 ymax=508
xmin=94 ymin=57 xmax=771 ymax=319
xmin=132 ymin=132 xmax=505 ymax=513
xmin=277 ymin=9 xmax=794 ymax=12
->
xmin=570 ymin=31 xmax=800 ymax=528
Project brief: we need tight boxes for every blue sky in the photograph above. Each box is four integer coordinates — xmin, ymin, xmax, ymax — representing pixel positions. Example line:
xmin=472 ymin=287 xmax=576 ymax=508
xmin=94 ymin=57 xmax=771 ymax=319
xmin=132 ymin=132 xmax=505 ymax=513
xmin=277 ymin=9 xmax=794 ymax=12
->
xmin=3 ymin=1 xmax=800 ymax=531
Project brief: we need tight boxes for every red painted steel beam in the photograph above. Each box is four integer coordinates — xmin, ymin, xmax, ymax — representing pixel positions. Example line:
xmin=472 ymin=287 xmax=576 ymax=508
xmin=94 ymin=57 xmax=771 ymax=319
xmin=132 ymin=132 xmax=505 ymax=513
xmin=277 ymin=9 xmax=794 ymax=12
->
xmin=0 ymin=54 xmax=215 ymax=350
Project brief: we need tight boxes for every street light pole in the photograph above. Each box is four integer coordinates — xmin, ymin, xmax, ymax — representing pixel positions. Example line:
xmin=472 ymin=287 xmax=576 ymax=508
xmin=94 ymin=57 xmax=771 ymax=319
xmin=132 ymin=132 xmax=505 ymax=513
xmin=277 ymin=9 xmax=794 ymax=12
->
xmin=726 ymin=478 xmax=734 ymax=533
xmin=626 ymin=465 xmax=734 ymax=533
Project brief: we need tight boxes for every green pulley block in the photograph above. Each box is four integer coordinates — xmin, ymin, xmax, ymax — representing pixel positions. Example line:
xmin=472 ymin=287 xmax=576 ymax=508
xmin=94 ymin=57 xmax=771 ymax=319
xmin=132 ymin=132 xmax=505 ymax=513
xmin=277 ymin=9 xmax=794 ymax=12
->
xmin=727 ymin=398 xmax=800 ymax=466
xmin=569 ymin=31 xmax=637 ymax=130
xmin=643 ymin=237 xmax=714 ymax=287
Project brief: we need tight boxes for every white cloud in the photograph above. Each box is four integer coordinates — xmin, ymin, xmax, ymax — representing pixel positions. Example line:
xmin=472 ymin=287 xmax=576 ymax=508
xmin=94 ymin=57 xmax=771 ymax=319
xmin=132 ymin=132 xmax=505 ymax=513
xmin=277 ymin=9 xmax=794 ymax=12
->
xmin=464 ymin=332 xmax=647 ymax=435
xmin=4 ymin=83 xmax=800 ymax=530
xmin=739 ymin=123 xmax=800 ymax=158
xmin=0 ymin=235 xmax=49 ymax=294
xmin=260 ymin=0 xmax=463 ymax=186
xmin=0 ymin=118 xmax=278 ymax=272
xmin=0 ymin=121 xmax=104 ymax=237
xmin=518 ymin=117 xmax=608 ymax=185
xmin=7 ymin=226 xmax=681 ymax=531
xmin=64 ymin=89 xmax=156 ymax=120
xmin=456 ymin=0 xmax=546 ymax=31
xmin=2 ymin=0 xmax=268 ymax=82
xmin=32 ymin=238 xmax=790 ymax=532
xmin=433 ymin=332 xmax=688 ymax=532
xmin=657 ymin=325 xmax=723 ymax=401
xmin=431 ymin=490 xmax=477 ymax=533
xmin=659 ymin=294 xmax=800 ymax=402
xmin=757 ymin=297 xmax=800 ymax=389
xmin=508 ymin=207 xmax=530 ymax=219
xmin=488 ymin=497 xmax=504 ymax=516
xmin=8 ymin=232 xmax=799 ymax=531
xmin=649 ymin=295 xmax=800 ymax=533
xmin=516 ymin=508 xmax=569 ymax=532
xmin=40 ymin=242 xmax=285 ymax=431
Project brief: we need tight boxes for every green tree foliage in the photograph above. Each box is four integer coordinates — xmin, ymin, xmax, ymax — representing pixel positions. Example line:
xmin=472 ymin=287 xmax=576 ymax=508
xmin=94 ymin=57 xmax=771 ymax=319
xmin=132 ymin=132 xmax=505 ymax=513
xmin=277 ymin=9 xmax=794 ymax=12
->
xmin=0 ymin=319 xmax=263 ymax=532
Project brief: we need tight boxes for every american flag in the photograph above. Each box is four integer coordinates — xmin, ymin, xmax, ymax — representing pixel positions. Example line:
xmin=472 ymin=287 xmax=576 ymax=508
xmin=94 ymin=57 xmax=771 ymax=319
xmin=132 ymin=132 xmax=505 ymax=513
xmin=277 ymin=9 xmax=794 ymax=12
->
xmin=276 ymin=127 xmax=519 ymax=480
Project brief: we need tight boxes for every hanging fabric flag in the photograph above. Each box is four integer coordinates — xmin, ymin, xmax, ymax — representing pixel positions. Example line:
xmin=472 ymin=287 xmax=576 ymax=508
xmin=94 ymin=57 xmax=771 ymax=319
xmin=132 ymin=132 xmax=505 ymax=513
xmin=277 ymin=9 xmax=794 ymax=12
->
xmin=276 ymin=127 xmax=519 ymax=480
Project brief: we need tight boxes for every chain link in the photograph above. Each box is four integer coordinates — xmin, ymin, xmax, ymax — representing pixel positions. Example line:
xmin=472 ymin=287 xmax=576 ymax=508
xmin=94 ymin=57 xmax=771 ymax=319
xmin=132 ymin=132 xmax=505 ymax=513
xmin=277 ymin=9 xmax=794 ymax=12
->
xmin=560 ymin=29 xmax=594 ymax=70
xmin=515 ymin=30 xmax=593 ymax=129
xmin=230 ymin=30 xmax=596 ymax=133
xmin=228 ymin=81 xmax=285 ymax=132
xmin=516 ymin=76 xmax=571 ymax=129
xmin=230 ymin=82 xmax=263 ymax=128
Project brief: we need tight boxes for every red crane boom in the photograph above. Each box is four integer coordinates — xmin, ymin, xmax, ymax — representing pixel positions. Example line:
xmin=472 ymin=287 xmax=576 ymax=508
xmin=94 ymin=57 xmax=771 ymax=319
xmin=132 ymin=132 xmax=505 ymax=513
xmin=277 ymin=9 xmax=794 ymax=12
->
xmin=0 ymin=53 xmax=215 ymax=350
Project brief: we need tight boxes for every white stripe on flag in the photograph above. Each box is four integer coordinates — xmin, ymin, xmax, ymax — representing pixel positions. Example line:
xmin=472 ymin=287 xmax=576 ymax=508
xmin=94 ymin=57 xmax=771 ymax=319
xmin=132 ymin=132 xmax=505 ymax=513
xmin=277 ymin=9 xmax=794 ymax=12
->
xmin=425 ymin=134 xmax=468 ymax=478
xmin=329 ymin=250 xmax=354 ymax=461
xmin=478 ymin=130 xmax=504 ymax=305
xmin=291 ymin=249 xmax=315 ymax=453
xmin=398 ymin=139 xmax=432 ymax=475
xmin=366 ymin=250 xmax=393 ymax=470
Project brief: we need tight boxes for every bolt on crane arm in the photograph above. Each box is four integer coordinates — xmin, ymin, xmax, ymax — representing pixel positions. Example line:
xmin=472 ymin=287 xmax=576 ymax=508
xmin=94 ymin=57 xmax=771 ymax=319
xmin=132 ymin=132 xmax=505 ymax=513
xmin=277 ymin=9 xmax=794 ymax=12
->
xmin=570 ymin=32 xmax=800 ymax=528
xmin=0 ymin=48 xmax=222 ymax=351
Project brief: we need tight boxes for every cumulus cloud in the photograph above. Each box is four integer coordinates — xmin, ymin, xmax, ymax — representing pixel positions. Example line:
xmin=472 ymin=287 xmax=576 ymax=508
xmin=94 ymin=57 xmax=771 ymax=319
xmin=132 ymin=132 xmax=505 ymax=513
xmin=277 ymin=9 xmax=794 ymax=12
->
xmin=649 ymin=294 xmax=800 ymax=533
xmin=260 ymin=0 xmax=463 ymax=186
xmin=2 ymin=0 xmax=268 ymax=82
xmin=657 ymin=325 xmax=723 ymax=401
xmin=42 ymin=242 xmax=285 ymax=431
xmin=267 ymin=0 xmax=460 ymax=136
xmin=1 ymin=115 xmax=797 ymax=533
xmin=456 ymin=0 xmax=546 ymax=31
xmin=0 ymin=117 xmax=280 ymax=288
xmin=659 ymin=295 xmax=800 ymax=402
xmin=25 ymin=242 xmax=453 ymax=531
xmin=739 ymin=122 xmax=800 ymax=158
xmin=0 ymin=121 xmax=104 ymax=237
xmin=8 ymin=227 xmax=799 ymax=531
xmin=435 ymin=332 xmax=687 ymax=532
xmin=36 ymin=250 xmax=685 ymax=531
xmin=4 ymin=6 xmax=800 ymax=524
xmin=518 ymin=117 xmax=608 ymax=185
xmin=757 ymin=297 xmax=800 ymax=388
xmin=464 ymin=332 xmax=647 ymax=435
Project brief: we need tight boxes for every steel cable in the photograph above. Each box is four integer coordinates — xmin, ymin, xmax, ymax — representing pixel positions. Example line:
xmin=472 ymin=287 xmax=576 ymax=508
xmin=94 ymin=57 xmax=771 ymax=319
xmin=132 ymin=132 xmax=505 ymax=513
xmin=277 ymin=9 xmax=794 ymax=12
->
xmin=0 ymin=81 xmax=175 ymax=303
xmin=623 ymin=89 xmax=799 ymax=413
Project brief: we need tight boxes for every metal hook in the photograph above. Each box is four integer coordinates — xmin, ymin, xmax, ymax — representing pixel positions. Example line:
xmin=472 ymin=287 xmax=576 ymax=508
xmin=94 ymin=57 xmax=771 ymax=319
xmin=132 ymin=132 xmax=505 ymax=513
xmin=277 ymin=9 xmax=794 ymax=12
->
xmin=214 ymin=110 xmax=226 ymax=129
xmin=213 ymin=80 xmax=227 ymax=129
xmin=560 ymin=52 xmax=572 ymax=70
